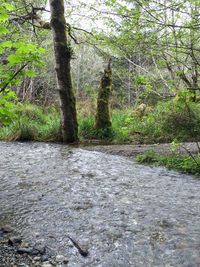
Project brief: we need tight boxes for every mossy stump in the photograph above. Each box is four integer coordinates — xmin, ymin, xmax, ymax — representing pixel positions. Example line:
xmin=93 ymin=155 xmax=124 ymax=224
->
xmin=95 ymin=59 xmax=112 ymax=136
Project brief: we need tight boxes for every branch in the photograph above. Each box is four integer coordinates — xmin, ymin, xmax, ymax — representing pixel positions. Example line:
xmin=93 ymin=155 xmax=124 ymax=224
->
xmin=0 ymin=64 xmax=28 ymax=93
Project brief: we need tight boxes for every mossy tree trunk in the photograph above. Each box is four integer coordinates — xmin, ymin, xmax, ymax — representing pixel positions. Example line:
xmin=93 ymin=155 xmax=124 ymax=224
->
xmin=95 ymin=59 xmax=112 ymax=132
xmin=49 ymin=0 xmax=78 ymax=143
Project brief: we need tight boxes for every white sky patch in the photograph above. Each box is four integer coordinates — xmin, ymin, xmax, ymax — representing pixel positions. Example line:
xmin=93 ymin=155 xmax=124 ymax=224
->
xmin=44 ymin=0 xmax=118 ymax=32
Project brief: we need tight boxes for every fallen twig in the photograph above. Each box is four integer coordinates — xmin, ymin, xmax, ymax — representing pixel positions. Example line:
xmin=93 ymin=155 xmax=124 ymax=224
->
xmin=67 ymin=235 xmax=88 ymax=257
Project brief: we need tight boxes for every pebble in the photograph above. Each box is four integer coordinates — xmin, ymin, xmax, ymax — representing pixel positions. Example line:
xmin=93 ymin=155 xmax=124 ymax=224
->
xmin=1 ymin=224 xmax=14 ymax=233
xmin=17 ymin=264 xmax=29 ymax=267
xmin=33 ymin=256 xmax=41 ymax=261
xmin=56 ymin=255 xmax=65 ymax=262
xmin=63 ymin=258 xmax=69 ymax=264
xmin=34 ymin=244 xmax=46 ymax=254
xmin=55 ymin=255 xmax=69 ymax=265
xmin=17 ymin=247 xmax=34 ymax=255
xmin=41 ymin=254 xmax=50 ymax=262
xmin=41 ymin=262 xmax=53 ymax=267
xmin=8 ymin=236 xmax=22 ymax=246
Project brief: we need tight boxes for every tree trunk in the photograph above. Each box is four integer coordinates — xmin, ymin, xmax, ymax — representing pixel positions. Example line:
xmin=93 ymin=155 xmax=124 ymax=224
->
xmin=95 ymin=59 xmax=112 ymax=131
xmin=49 ymin=0 xmax=78 ymax=143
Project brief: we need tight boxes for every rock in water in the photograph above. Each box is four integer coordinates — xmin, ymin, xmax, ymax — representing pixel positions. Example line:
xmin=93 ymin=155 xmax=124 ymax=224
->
xmin=1 ymin=224 xmax=14 ymax=233
xmin=8 ymin=236 xmax=22 ymax=246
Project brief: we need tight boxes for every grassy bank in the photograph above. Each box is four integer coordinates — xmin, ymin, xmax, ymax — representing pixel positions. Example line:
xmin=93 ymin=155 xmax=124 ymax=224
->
xmin=1 ymin=99 xmax=200 ymax=144
xmin=0 ymin=104 xmax=61 ymax=142
xmin=136 ymin=150 xmax=200 ymax=176
xmin=79 ymin=99 xmax=200 ymax=144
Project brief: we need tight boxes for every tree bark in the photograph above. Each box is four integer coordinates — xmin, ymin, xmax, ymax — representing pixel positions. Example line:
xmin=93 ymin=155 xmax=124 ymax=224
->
xmin=49 ymin=0 xmax=78 ymax=143
xmin=95 ymin=59 xmax=112 ymax=131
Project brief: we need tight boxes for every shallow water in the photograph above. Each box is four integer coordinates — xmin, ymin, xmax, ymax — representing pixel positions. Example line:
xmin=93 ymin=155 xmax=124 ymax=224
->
xmin=0 ymin=142 xmax=200 ymax=267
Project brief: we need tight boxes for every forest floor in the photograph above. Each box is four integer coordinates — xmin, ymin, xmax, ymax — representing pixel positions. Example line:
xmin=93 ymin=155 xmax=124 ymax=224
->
xmin=83 ymin=142 xmax=200 ymax=158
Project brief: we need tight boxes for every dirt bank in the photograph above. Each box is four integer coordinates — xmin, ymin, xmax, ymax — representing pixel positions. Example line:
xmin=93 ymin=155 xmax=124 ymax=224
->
xmin=83 ymin=142 xmax=200 ymax=158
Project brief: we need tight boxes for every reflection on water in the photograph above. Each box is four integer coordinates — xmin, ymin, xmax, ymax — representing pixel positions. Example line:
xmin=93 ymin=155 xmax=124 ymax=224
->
xmin=0 ymin=141 xmax=200 ymax=267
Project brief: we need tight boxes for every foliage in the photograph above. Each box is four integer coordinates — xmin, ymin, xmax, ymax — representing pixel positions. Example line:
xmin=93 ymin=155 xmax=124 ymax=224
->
xmin=78 ymin=115 xmax=114 ymax=140
xmin=1 ymin=96 xmax=200 ymax=144
xmin=0 ymin=90 xmax=18 ymax=126
xmin=0 ymin=1 xmax=45 ymax=92
xmin=78 ymin=115 xmax=96 ymax=140
xmin=136 ymin=150 xmax=200 ymax=176
xmin=0 ymin=104 xmax=61 ymax=141
xmin=124 ymin=99 xmax=200 ymax=144
xmin=78 ymin=96 xmax=200 ymax=143
xmin=95 ymin=0 xmax=200 ymax=104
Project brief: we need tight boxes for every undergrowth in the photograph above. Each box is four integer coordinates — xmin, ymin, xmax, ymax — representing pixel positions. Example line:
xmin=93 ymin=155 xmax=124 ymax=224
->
xmin=0 ymin=103 xmax=61 ymax=141
xmin=136 ymin=150 xmax=200 ymax=176
xmin=1 ymin=98 xmax=200 ymax=144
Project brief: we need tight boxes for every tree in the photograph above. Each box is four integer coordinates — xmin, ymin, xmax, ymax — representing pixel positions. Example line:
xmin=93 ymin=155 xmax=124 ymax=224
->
xmin=95 ymin=0 xmax=200 ymax=103
xmin=1 ymin=0 xmax=79 ymax=143
xmin=95 ymin=58 xmax=112 ymax=133
xmin=49 ymin=0 xmax=78 ymax=143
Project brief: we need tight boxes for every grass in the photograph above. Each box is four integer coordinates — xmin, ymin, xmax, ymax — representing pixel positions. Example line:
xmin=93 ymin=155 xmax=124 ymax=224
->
xmin=136 ymin=150 xmax=200 ymax=176
xmin=0 ymin=103 xmax=61 ymax=142
xmin=1 ymin=98 xmax=200 ymax=144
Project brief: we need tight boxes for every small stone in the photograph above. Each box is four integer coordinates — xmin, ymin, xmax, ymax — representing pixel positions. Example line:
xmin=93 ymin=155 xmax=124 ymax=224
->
xmin=17 ymin=264 xmax=29 ymax=267
xmin=175 ymin=241 xmax=188 ymax=249
xmin=34 ymin=244 xmax=46 ymax=255
xmin=41 ymin=262 xmax=53 ymax=267
xmin=33 ymin=256 xmax=41 ymax=261
xmin=63 ymin=257 xmax=69 ymax=264
xmin=1 ymin=224 xmax=14 ymax=233
xmin=17 ymin=247 xmax=34 ymax=255
xmin=56 ymin=255 xmax=65 ymax=262
xmin=41 ymin=255 xmax=50 ymax=262
xmin=20 ymin=241 xmax=30 ymax=248
xmin=8 ymin=236 xmax=22 ymax=246
xmin=158 ymin=219 xmax=173 ymax=228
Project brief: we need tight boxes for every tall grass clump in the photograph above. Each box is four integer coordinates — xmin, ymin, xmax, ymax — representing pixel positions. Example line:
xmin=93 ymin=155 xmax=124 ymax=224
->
xmin=78 ymin=115 xmax=96 ymax=140
xmin=0 ymin=103 xmax=61 ymax=142
xmin=111 ymin=109 xmax=132 ymax=142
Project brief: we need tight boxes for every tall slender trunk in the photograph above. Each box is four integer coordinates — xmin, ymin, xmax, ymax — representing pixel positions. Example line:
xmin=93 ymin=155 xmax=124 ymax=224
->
xmin=49 ymin=0 xmax=78 ymax=143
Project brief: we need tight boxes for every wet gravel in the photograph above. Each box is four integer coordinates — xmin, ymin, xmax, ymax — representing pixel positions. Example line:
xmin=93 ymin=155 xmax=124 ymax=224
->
xmin=0 ymin=141 xmax=200 ymax=267
xmin=83 ymin=142 xmax=200 ymax=157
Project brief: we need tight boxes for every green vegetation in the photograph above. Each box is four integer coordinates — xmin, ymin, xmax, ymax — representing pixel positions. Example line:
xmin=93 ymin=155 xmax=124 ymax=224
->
xmin=1 ymin=97 xmax=200 ymax=145
xmin=136 ymin=150 xmax=200 ymax=176
xmin=79 ymin=98 xmax=200 ymax=143
xmin=0 ymin=103 xmax=61 ymax=142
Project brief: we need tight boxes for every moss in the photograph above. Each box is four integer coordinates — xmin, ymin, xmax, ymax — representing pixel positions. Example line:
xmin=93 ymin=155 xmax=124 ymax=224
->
xmin=95 ymin=59 xmax=112 ymax=131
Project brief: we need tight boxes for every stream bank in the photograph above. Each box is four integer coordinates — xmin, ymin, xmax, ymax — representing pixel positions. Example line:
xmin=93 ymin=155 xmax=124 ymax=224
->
xmin=83 ymin=142 xmax=200 ymax=158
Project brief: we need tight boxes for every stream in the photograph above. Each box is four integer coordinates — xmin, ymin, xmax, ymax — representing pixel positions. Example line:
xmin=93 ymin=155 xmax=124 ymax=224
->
xmin=0 ymin=141 xmax=200 ymax=267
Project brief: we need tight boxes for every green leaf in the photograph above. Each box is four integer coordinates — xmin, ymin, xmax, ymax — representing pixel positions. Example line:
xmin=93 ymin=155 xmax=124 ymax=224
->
xmin=0 ymin=26 xmax=9 ymax=34
xmin=3 ymin=3 xmax=14 ymax=11
xmin=1 ymin=40 xmax=12 ymax=48
xmin=0 ymin=12 xmax=9 ymax=22
xmin=7 ymin=54 xmax=23 ymax=66
xmin=25 ymin=69 xmax=36 ymax=77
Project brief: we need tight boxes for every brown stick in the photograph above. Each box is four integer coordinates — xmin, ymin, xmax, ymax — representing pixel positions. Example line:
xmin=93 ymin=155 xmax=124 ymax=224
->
xmin=67 ymin=235 xmax=88 ymax=257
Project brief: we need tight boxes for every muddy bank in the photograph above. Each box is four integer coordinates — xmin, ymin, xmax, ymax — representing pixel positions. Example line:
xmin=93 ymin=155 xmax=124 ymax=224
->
xmin=83 ymin=142 xmax=200 ymax=158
